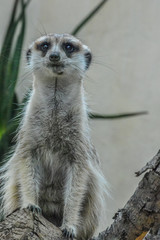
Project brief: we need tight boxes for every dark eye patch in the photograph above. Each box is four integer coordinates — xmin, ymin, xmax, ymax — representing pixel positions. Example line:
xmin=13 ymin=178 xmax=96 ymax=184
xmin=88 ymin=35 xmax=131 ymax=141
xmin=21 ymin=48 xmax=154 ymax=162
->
xmin=36 ymin=41 xmax=51 ymax=53
xmin=40 ymin=42 xmax=50 ymax=51
xmin=62 ymin=42 xmax=80 ymax=56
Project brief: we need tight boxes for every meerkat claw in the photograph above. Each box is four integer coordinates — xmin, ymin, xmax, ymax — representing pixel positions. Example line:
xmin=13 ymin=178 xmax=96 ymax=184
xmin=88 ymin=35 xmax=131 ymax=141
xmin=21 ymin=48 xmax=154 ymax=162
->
xmin=62 ymin=228 xmax=75 ymax=239
xmin=27 ymin=204 xmax=42 ymax=215
xmin=71 ymin=231 xmax=75 ymax=240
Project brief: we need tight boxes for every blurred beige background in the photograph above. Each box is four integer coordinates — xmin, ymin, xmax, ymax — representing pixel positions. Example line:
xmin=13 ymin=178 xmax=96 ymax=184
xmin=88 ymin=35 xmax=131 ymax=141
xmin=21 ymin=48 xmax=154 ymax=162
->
xmin=1 ymin=0 xmax=160 ymax=231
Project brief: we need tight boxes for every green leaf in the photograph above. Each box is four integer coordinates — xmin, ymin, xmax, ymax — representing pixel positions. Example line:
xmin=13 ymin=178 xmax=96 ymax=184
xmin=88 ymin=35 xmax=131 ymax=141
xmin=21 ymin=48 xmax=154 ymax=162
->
xmin=71 ymin=0 xmax=108 ymax=36
xmin=0 ymin=0 xmax=19 ymax=114
xmin=5 ymin=1 xmax=26 ymax=122
xmin=89 ymin=111 xmax=148 ymax=120
xmin=0 ymin=0 xmax=30 ymax=160
xmin=0 ymin=0 xmax=30 ymax=112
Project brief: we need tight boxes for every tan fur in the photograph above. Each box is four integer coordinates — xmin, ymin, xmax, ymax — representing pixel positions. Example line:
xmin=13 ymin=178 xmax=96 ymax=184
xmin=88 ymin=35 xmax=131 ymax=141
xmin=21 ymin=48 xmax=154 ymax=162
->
xmin=1 ymin=34 xmax=107 ymax=240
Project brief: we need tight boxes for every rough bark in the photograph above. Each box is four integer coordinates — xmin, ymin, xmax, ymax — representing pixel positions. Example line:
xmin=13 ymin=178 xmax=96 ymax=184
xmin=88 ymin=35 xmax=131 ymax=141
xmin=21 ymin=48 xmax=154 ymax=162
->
xmin=0 ymin=151 xmax=160 ymax=240
xmin=0 ymin=208 xmax=64 ymax=239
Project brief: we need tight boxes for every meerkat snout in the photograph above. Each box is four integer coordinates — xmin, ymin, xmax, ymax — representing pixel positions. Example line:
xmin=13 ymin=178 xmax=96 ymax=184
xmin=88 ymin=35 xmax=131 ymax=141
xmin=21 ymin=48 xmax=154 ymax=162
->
xmin=49 ymin=52 xmax=61 ymax=62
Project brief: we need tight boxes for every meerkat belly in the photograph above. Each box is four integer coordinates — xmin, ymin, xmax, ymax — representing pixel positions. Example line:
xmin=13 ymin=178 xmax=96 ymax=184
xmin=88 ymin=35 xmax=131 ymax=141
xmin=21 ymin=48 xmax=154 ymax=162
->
xmin=37 ymin=151 xmax=66 ymax=217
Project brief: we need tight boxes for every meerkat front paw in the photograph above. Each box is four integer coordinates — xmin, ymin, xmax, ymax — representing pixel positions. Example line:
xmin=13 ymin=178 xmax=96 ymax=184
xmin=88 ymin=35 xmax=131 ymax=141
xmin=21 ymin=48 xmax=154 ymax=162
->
xmin=60 ymin=225 xmax=76 ymax=240
xmin=27 ymin=204 xmax=42 ymax=215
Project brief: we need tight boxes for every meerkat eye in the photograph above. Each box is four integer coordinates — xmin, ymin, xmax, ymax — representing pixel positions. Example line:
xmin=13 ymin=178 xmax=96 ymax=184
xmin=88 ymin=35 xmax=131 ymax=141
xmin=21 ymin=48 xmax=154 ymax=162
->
xmin=40 ymin=42 xmax=50 ymax=52
xmin=64 ymin=43 xmax=75 ymax=53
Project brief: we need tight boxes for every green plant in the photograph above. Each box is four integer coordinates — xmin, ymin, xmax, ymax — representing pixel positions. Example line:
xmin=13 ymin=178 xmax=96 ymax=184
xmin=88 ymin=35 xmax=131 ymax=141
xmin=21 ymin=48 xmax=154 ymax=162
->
xmin=0 ymin=0 xmax=30 ymax=161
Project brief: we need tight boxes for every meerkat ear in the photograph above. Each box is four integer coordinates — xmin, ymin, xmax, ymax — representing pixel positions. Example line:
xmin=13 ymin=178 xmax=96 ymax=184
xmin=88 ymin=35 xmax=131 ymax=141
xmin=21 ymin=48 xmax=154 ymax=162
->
xmin=84 ymin=51 xmax=92 ymax=70
xmin=26 ymin=48 xmax=32 ymax=64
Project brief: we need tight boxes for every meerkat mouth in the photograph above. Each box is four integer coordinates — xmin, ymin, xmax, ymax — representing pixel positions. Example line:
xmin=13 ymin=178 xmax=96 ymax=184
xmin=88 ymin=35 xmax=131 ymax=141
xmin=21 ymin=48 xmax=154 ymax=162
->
xmin=47 ymin=63 xmax=64 ymax=75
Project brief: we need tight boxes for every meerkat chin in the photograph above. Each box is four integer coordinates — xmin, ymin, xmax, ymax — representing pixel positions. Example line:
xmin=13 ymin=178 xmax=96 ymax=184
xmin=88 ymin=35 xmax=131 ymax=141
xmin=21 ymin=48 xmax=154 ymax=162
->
xmin=1 ymin=33 xmax=107 ymax=240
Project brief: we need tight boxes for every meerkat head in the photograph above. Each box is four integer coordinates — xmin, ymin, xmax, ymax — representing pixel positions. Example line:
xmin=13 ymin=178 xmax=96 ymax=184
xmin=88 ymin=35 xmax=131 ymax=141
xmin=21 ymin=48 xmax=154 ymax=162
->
xmin=26 ymin=33 xmax=92 ymax=79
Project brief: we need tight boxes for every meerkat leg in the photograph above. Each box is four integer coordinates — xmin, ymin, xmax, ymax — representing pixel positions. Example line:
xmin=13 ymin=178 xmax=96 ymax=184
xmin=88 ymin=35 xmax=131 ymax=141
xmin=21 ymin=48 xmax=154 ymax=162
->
xmin=77 ymin=187 xmax=100 ymax=240
xmin=2 ymin=167 xmax=20 ymax=217
xmin=2 ymin=153 xmax=40 ymax=216
xmin=60 ymin=164 xmax=88 ymax=239
xmin=77 ymin=168 xmax=105 ymax=240
xmin=18 ymin=156 xmax=41 ymax=214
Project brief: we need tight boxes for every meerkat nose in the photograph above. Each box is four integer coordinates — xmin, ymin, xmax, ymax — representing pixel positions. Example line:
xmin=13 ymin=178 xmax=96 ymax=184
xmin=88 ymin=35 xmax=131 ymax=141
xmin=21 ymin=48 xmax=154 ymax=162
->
xmin=49 ymin=52 xmax=60 ymax=62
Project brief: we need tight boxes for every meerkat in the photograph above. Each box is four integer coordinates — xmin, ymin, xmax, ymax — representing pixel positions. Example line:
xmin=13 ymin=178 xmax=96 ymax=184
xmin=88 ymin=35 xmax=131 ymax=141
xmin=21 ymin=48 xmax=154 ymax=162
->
xmin=1 ymin=33 xmax=107 ymax=240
